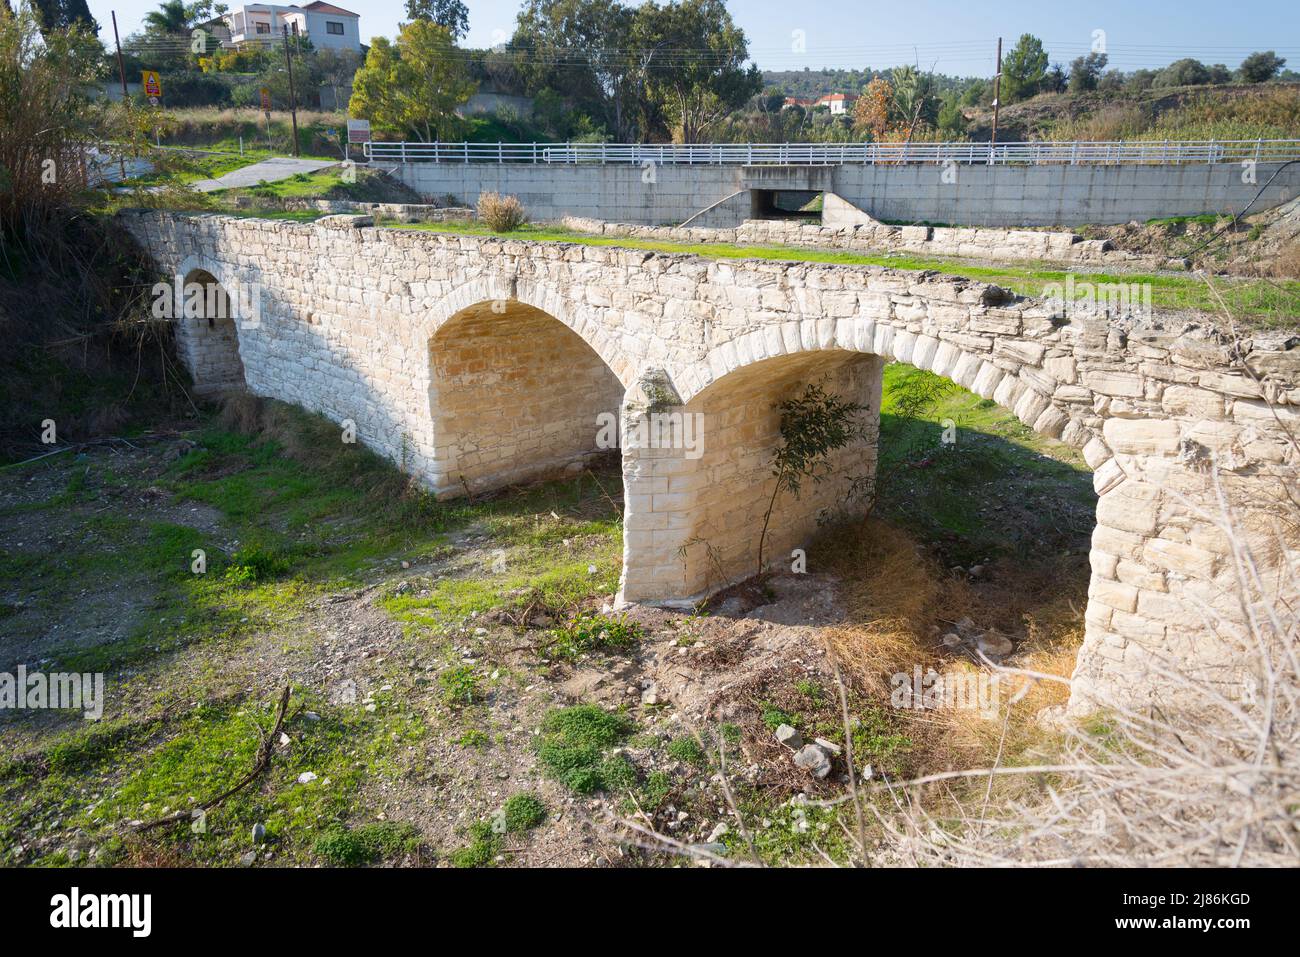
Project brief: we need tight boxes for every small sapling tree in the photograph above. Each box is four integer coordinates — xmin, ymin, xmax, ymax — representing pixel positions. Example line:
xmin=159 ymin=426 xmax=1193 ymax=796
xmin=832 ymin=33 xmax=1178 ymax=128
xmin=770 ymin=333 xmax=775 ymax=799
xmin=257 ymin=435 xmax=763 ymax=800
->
xmin=756 ymin=382 xmax=864 ymax=575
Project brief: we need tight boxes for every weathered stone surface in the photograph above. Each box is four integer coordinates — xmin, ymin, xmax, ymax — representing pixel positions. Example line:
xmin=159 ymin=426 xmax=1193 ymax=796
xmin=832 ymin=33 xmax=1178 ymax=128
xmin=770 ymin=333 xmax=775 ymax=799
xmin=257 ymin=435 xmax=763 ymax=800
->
xmin=1103 ymin=418 xmax=1180 ymax=455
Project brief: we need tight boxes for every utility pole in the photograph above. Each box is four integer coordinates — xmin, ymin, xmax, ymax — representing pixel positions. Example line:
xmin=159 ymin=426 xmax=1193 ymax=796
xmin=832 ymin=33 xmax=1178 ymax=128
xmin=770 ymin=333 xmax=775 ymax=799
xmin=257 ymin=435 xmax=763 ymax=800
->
xmin=111 ymin=10 xmax=129 ymax=180
xmin=990 ymin=36 xmax=1003 ymax=158
xmin=283 ymin=23 xmax=300 ymax=157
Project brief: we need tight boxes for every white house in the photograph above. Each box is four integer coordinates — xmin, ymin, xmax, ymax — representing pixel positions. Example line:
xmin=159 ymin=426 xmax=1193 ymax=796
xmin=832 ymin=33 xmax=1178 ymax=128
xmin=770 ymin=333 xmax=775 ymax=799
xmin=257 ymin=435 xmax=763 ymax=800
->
xmin=219 ymin=2 xmax=361 ymax=52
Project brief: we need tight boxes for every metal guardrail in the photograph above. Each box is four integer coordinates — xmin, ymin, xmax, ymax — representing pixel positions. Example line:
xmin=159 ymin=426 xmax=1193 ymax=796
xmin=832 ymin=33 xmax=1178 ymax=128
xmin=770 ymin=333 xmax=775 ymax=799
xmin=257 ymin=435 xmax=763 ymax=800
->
xmin=362 ymin=139 xmax=1300 ymax=167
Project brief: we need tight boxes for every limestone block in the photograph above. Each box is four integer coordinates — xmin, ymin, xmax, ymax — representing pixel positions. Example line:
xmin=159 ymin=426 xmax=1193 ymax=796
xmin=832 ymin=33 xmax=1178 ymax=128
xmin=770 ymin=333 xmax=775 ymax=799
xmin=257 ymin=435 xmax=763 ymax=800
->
xmin=1102 ymin=418 xmax=1180 ymax=455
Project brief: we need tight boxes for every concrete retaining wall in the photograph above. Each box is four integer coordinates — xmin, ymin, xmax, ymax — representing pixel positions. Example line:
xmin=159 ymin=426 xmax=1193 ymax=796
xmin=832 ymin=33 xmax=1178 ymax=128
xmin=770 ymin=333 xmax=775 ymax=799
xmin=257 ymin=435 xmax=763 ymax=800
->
xmin=387 ymin=160 xmax=1300 ymax=227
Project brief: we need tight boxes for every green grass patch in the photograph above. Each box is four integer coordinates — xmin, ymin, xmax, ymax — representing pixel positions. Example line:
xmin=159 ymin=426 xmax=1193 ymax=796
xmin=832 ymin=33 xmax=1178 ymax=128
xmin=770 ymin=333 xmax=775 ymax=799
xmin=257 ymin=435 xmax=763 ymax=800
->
xmin=545 ymin=611 xmax=642 ymax=660
xmin=874 ymin=362 xmax=1095 ymax=566
xmin=500 ymin=793 xmax=547 ymax=832
xmin=535 ymin=704 xmax=637 ymax=794
xmin=451 ymin=792 xmax=548 ymax=867
xmin=388 ymin=219 xmax=1299 ymax=328
xmin=666 ymin=735 xmax=706 ymax=766
xmin=437 ymin=666 xmax=480 ymax=707
xmin=312 ymin=821 xmax=421 ymax=866
xmin=1 ymin=688 xmax=428 ymax=867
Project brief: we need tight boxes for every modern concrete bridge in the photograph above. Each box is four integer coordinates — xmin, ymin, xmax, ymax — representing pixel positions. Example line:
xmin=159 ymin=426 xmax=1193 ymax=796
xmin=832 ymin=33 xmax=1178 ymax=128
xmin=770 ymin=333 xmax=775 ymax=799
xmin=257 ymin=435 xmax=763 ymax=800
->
xmin=365 ymin=140 xmax=1300 ymax=227
xmin=120 ymin=209 xmax=1300 ymax=715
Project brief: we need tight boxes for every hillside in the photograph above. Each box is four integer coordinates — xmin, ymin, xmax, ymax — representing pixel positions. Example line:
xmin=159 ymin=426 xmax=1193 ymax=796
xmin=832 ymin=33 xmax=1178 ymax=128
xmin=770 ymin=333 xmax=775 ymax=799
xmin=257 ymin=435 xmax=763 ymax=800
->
xmin=961 ymin=82 xmax=1300 ymax=142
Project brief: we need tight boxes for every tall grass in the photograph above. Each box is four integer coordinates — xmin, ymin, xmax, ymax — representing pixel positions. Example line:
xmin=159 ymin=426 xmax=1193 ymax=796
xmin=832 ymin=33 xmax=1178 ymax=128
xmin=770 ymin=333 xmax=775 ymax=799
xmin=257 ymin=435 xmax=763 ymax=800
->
xmin=1049 ymin=87 xmax=1300 ymax=142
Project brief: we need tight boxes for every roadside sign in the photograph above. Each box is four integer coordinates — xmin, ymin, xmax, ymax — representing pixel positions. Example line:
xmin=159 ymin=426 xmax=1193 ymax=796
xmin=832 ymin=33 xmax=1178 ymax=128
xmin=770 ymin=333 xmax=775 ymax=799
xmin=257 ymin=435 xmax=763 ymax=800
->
xmin=142 ymin=70 xmax=162 ymax=104
xmin=260 ymin=87 xmax=271 ymax=112
xmin=347 ymin=119 xmax=371 ymax=144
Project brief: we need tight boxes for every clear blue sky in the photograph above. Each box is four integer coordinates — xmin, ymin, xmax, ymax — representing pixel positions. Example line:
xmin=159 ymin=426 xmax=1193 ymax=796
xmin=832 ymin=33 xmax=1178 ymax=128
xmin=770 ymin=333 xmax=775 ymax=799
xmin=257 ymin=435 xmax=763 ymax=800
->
xmin=85 ymin=0 xmax=1300 ymax=76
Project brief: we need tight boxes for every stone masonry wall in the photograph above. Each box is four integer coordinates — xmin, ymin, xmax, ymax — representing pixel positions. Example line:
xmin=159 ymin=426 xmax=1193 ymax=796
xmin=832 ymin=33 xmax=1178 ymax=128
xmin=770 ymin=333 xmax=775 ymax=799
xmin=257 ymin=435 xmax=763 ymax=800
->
xmin=119 ymin=209 xmax=1300 ymax=716
xmin=562 ymin=216 xmax=1173 ymax=270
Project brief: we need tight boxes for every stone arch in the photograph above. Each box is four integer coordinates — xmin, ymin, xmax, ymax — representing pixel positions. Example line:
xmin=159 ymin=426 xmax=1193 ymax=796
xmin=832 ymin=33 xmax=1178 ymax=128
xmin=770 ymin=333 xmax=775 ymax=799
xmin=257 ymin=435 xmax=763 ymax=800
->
xmin=627 ymin=326 xmax=1143 ymax=712
xmin=425 ymin=295 xmax=626 ymax=498
xmin=174 ymin=256 xmax=248 ymax=396
xmin=685 ymin=317 xmax=1099 ymax=460
xmin=416 ymin=276 xmax=636 ymax=388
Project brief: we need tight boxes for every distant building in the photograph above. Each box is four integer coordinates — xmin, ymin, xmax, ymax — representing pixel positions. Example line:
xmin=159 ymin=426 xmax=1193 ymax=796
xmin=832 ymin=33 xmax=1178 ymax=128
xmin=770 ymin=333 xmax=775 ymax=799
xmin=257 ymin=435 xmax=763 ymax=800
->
xmin=783 ymin=93 xmax=858 ymax=115
xmin=216 ymin=3 xmax=361 ymax=52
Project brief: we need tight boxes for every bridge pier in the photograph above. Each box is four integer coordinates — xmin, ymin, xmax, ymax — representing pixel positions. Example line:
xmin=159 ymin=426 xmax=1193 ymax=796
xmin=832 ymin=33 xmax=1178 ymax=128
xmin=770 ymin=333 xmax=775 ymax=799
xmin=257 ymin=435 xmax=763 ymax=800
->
xmin=618 ymin=352 xmax=883 ymax=605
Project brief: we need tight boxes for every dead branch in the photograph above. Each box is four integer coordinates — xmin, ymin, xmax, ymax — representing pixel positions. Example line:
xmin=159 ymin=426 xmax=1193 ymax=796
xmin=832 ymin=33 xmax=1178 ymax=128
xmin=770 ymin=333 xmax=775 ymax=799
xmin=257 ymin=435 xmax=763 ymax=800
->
xmin=128 ymin=685 xmax=293 ymax=833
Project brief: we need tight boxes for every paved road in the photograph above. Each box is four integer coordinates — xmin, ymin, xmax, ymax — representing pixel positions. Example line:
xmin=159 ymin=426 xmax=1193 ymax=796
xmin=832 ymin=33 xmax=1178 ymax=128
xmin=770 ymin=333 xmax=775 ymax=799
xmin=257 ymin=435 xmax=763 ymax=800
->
xmin=191 ymin=157 xmax=339 ymax=193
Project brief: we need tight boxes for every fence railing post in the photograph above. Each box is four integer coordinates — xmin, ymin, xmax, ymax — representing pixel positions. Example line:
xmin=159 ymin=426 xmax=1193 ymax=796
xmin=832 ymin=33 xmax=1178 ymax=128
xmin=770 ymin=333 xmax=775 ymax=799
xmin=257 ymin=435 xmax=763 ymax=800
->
xmin=308 ymin=139 xmax=1300 ymax=171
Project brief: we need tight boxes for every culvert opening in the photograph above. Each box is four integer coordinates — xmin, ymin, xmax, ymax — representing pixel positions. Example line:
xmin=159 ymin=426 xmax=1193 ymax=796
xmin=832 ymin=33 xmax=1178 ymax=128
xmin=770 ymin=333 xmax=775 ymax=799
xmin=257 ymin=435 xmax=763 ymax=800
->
xmin=750 ymin=189 xmax=824 ymax=223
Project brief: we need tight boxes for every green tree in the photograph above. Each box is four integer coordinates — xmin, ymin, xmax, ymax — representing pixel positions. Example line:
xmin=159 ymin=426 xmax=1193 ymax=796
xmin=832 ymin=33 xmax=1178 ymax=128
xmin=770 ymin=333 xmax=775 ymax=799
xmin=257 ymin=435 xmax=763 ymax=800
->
xmin=755 ymin=85 xmax=785 ymax=113
xmin=1238 ymin=50 xmax=1285 ymax=83
xmin=1067 ymin=51 xmax=1107 ymax=93
xmin=890 ymin=64 xmax=938 ymax=136
xmin=756 ymin=382 xmax=863 ymax=574
xmin=512 ymin=0 xmax=641 ymax=140
xmin=1126 ymin=68 xmax=1157 ymax=92
xmin=1096 ymin=68 xmax=1125 ymax=92
xmin=316 ymin=47 xmax=360 ymax=109
xmin=936 ymin=92 xmax=965 ymax=135
xmin=29 ymin=0 xmax=97 ymax=34
xmin=1155 ymin=58 xmax=1210 ymax=87
xmin=0 ymin=7 xmax=121 ymax=230
xmin=142 ymin=0 xmax=213 ymax=33
xmin=348 ymin=20 xmax=476 ymax=141
xmin=403 ymin=0 xmax=469 ymax=41
xmin=1000 ymin=33 xmax=1048 ymax=103
xmin=633 ymin=0 xmax=761 ymax=143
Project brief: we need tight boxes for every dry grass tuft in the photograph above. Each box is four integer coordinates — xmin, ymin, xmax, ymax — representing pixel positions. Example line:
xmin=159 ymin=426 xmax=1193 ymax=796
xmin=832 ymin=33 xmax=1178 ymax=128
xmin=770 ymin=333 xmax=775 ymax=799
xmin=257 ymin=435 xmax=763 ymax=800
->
xmin=477 ymin=192 xmax=527 ymax=233
xmin=217 ymin=391 xmax=264 ymax=434
xmin=814 ymin=518 xmax=1079 ymax=776
xmin=817 ymin=520 xmax=941 ymax=698
xmin=1272 ymin=240 xmax=1300 ymax=279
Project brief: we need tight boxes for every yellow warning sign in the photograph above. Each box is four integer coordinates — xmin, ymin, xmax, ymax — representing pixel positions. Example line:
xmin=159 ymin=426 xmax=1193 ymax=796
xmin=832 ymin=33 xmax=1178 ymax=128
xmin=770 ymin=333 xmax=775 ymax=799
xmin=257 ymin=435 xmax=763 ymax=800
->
xmin=142 ymin=70 xmax=162 ymax=104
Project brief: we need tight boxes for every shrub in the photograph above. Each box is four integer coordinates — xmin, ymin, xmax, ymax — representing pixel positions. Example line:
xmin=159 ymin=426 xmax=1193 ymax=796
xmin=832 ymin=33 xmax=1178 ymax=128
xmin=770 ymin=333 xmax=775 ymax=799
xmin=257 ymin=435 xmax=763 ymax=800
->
xmin=450 ymin=819 xmax=498 ymax=868
xmin=477 ymin=191 xmax=527 ymax=232
xmin=223 ymin=543 xmax=291 ymax=584
xmin=501 ymin=793 xmax=546 ymax=832
xmin=312 ymin=821 xmax=420 ymax=866
xmin=547 ymin=612 xmax=642 ymax=660
xmin=666 ymin=735 xmax=706 ymax=765
xmin=438 ymin=665 xmax=479 ymax=706
xmin=535 ymin=705 xmax=636 ymax=793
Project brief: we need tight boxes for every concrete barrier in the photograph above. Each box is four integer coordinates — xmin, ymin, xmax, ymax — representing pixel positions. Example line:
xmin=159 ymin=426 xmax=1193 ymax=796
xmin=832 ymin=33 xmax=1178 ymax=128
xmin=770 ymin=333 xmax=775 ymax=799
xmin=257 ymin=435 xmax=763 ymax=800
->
xmin=386 ymin=160 xmax=1300 ymax=228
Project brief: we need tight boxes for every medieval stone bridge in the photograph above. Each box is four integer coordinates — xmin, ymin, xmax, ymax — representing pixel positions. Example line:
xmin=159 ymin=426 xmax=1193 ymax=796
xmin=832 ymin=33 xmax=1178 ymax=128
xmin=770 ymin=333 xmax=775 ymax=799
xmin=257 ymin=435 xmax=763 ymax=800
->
xmin=119 ymin=209 xmax=1300 ymax=715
